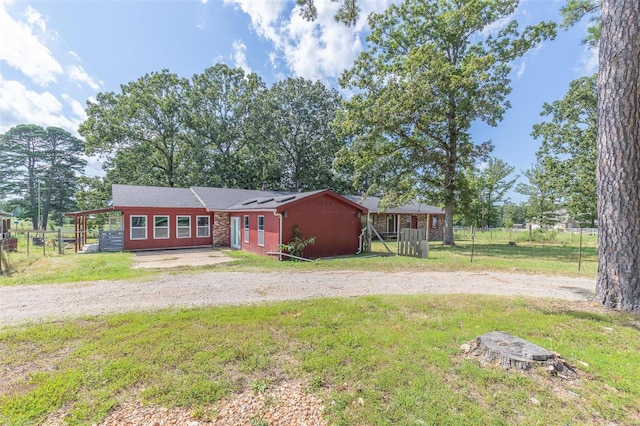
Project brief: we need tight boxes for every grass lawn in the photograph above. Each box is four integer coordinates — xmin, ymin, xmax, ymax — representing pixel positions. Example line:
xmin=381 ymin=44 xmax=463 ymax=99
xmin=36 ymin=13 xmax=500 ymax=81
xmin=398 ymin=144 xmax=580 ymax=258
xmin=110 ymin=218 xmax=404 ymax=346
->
xmin=1 ymin=295 xmax=639 ymax=425
xmin=1 ymin=229 xmax=596 ymax=286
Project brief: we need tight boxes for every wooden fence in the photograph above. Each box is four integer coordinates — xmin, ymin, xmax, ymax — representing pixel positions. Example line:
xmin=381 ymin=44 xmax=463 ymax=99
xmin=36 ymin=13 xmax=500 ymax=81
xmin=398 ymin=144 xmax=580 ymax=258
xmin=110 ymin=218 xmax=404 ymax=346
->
xmin=98 ymin=230 xmax=123 ymax=252
xmin=398 ymin=228 xmax=428 ymax=258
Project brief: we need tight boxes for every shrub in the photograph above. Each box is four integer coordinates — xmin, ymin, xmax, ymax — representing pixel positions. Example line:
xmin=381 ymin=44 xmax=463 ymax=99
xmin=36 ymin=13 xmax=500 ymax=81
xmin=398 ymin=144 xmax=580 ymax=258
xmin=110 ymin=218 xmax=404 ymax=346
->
xmin=278 ymin=225 xmax=315 ymax=259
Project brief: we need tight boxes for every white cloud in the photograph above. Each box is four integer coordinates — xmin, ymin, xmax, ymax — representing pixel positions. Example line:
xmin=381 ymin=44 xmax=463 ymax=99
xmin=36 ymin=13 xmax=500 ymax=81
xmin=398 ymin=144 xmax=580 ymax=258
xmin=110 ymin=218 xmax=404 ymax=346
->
xmin=232 ymin=40 xmax=252 ymax=73
xmin=61 ymin=93 xmax=87 ymax=120
xmin=576 ymin=45 xmax=598 ymax=76
xmin=224 ymin=0 xmax=392 ymax=81
xmin=0 ymin=1 xmax=62 ymax=86
xmin=0 ymin=74 xmax=81 ymax=134
xmin=68 ymin=50 xmax=82 ymax=62
xmin=223 ymin=0 xmax=287 ymax=43
xmin=515 ymin=60 xmax=526 ymax=79
xmin=67 ymin=64 xmax=102 ymax=90
xmin=25 ymin=5 xmax=46 ymax=33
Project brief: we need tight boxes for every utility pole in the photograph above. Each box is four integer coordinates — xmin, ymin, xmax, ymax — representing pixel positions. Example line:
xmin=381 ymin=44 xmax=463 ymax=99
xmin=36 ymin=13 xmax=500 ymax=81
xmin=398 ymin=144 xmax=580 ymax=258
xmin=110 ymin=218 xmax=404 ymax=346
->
xmin=37 ymin=181 xmax=41 ymax=230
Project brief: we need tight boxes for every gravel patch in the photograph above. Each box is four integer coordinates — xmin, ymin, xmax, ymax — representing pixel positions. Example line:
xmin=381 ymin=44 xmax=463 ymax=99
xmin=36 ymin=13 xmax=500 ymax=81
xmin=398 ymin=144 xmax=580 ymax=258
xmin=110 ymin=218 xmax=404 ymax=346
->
xmin=0 ymin=271 xmax=594 ymax=327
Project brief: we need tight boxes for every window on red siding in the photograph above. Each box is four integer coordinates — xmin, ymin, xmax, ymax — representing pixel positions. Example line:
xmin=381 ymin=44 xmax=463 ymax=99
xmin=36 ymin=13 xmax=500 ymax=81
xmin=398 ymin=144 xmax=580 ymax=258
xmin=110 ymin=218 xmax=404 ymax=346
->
xmin=258 ymin=215 xmax=264 ymax=246
xmin=177 ymin=216 xmax=191 ymax=238
xmin=154 ymin=216 xmax=169 ymax=239
xmin=131 ymin=215 xmax=147 ymax=240
xmin=197 ymin=216 xmax=210 ymax=238
xmin=243 ymin=215 xmax=249 ymax=243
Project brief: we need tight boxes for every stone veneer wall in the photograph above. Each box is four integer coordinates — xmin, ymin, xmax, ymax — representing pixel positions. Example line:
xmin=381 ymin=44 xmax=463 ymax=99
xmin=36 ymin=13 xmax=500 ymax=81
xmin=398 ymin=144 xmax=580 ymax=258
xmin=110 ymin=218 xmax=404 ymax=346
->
xmin=213 ymin=212 xmax=230 ymax=247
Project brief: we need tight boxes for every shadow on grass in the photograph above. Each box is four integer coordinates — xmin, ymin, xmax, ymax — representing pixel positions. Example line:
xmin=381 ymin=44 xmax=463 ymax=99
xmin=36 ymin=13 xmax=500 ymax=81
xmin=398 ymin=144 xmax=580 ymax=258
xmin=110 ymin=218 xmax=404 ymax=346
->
xmin=558 ymin=286 xmax=595 ymax=300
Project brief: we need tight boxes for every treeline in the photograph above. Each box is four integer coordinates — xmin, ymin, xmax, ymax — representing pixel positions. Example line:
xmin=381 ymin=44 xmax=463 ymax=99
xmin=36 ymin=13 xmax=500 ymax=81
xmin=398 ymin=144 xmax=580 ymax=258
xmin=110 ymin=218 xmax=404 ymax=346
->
xmin=0 ymin=0 xmax=598 ymax=235
xmin=0 ymin=65 xmax=597 ymax=232
xmin=80 ymin=65 xmax=350 ymax=198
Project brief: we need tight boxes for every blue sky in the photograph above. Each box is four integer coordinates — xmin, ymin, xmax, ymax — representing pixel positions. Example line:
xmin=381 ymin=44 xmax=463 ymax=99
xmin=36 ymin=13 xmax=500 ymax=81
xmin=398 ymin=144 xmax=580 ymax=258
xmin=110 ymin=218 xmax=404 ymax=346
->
xmin=0 ymin=0 xmax=596 ymax=202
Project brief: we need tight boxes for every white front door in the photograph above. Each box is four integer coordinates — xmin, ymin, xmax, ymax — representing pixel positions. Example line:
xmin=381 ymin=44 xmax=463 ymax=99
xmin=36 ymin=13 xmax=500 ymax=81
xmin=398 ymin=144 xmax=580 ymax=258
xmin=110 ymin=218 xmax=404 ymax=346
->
xmin=231 ymin=217 xmax=241 ymax=249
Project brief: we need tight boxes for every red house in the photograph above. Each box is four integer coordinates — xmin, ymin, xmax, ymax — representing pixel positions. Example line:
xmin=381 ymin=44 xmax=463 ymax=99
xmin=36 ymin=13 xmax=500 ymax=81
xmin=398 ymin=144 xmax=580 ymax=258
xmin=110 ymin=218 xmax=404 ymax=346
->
xmin=225 ymin=190 xmax=367 ymax=259
xmin=112 ymin=185 xmax=213 ymax=251
xmin=67 ymin=185 xmax=367 ymax=259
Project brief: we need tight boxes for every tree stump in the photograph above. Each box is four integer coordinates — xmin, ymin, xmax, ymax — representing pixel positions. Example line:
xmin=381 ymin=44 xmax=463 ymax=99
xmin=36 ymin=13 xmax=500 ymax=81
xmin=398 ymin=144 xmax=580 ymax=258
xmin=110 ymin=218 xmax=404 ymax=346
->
xmin=466 ymin=331 xmax=577 ymax=378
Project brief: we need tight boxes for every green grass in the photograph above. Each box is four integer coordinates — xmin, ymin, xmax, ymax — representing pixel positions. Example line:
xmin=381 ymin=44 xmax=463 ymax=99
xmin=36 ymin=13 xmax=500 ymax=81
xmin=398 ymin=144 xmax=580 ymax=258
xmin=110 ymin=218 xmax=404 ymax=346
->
xmin=1 ymin=295 xmax=638 ymax=425
xmin=1 ymin=229 xmax=597 ymax=286
xmin=0 ymin=250 xmax=148 ymax=285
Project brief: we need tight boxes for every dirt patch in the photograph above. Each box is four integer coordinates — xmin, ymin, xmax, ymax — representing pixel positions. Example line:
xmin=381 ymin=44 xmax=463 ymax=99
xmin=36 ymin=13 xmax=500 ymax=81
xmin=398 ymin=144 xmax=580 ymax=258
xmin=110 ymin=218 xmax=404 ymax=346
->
xmin=132 ymin=248 xmax=235 ymax=269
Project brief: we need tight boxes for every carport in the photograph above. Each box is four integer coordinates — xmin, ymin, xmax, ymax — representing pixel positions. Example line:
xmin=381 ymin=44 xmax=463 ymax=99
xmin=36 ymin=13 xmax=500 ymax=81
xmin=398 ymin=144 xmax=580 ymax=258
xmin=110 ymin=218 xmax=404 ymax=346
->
xmin=64 ymin=207 xmax=121 ymax=253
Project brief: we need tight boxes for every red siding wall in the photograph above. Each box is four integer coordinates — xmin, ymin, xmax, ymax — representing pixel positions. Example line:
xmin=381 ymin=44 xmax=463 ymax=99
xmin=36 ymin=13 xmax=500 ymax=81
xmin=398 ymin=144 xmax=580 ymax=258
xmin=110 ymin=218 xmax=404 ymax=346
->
xmin=121 ymin=207 xmax=213 ymax=251
xmin=230 ymin=212 xmax=281 ymax=257
xmin=282 ymin=193 xmax=363 ymax=258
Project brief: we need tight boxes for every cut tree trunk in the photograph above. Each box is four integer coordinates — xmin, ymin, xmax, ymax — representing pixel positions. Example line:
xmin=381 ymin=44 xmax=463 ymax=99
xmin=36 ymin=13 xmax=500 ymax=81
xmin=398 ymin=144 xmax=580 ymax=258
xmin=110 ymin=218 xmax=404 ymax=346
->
xmin=466 ymin=331 xmax=576 ymax=378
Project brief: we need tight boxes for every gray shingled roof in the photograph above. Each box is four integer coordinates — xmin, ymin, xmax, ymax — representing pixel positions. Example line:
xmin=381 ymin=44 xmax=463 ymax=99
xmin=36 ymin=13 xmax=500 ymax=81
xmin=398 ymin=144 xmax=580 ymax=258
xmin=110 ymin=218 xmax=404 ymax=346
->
xmin=224 ymin=190 xmax=325 ymax=211
xmin=190 ymin=187 xmax=287 ymax=210
xmin=112 ymin=184 xmax=204 ymax=208
xmin=345 ymin=195 xmax=443 ymax=215
xmin=110 ymin=184 xmax=440 ymax=214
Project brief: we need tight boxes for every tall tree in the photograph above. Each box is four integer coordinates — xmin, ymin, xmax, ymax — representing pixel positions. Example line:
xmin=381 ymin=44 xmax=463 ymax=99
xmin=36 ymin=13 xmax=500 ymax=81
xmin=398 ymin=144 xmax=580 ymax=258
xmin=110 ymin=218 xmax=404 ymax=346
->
xmin=595 ymin=0 xmax=640 ymax=312
xmin=0 ymin=124 xmax=86 ymax=229
xmin=532 ymin=75 xmax=597 ymax=226
xmin=263 ymin=77 xmax=345 ymax=192
xmin=80 ymin=69 xmax=190 ymax=187
xmin=500 ymin=202 xmax=528 ymax=228
xmin=337 ymin=0 xmax=555 ymax=245
xmin=462 ymin=158 xmax=517 ymax=228
xmin=184 ymin=64 xmax=272 ymax=188
xmin=516 ymin=159 xmax=560 ymax=227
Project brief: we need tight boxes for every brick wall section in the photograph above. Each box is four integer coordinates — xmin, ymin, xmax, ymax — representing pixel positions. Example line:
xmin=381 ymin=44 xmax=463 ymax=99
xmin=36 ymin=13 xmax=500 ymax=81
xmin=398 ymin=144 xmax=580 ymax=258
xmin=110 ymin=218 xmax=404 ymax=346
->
xmin=372 ymin=214 xmax=388 ymax=234
xmin=213 ymin=212 xmax=230 ymax=247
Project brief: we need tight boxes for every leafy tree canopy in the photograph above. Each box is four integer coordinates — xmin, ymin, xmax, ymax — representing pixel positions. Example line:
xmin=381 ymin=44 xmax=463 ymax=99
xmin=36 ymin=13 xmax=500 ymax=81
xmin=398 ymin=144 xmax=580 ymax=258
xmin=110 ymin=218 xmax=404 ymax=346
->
xmin=337 ymin=0 xmax=556 ymax=244
xmin=0 ymin=124 xmax=86 ymax=229
xmin=532 ymin=74 xmax=597 ymax=226
xmin=262 ymin=77 xmax=347 ymax=192
xmin=459 ymin=158 xmax=517 ymax=228
xmin=80 ymin=69 xmax=190 ymax=188
xmin=516 ymin=158 xmax=561 ymax=226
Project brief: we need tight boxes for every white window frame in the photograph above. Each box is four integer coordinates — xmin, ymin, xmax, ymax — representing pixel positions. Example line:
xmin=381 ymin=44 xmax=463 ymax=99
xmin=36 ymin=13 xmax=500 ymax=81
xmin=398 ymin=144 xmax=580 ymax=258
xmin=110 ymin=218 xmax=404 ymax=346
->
xmin=176 ymin=215 xmax=191 ymax=239
xmin=153 ymin=215 xmax=170 ymax=239
xmin=257 ymin=215 xmax=265 ymax=246
xmin=130 ymin=215 xmax=147 ymax=240
xmin=432 ymin=216 xmax=439 ymax=229
xmin=196 ymin=215 xmax=210 ymax=238
xmin=243 ymin=215 xmax=250 ymax=243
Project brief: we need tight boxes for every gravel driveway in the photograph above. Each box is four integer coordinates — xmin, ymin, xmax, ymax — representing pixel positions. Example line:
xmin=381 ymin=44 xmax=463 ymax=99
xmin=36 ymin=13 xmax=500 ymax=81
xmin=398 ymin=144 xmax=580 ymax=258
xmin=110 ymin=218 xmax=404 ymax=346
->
xmin=0 ymin=271 xmax=595 ymax=327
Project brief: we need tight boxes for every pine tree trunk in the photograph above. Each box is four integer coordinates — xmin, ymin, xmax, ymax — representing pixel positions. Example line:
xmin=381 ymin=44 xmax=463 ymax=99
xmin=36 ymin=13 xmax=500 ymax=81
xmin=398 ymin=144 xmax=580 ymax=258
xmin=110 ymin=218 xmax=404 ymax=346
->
xmin=596 ymin=0 xmax=640 ymax=312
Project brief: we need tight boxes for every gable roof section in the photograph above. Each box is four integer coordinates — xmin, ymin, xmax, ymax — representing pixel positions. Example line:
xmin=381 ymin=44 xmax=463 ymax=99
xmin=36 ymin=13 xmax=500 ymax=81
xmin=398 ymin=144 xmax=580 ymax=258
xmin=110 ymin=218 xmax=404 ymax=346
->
xmin=112 ymin=184 xmax=204 ymax=209
xmin=345 ymin=195 xmax=443 ymax=215
xmin=109 ymin=185 xmax=434 ymax=214
xmin=190 ymin=187 xmax=284 ymax=211
xmin=225 ymin=189 xmax=366 ymax=213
